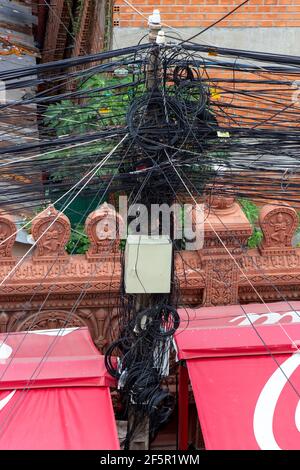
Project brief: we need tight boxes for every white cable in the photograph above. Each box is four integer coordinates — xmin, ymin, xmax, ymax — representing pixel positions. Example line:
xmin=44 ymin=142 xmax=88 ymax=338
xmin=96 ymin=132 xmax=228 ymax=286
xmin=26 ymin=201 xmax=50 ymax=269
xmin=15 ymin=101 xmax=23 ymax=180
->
xmin=0 ymin=134 xmax=128 ymax=286
xmin=0 ymin=109 xmax=106 ymax=142
xmin=121 ymin=0 xmax=215 ymax=45
xmin=0 ymin=136 xmax=120 ymax=246
xmin=0 ymin=134 xmax=118 ymax=168
xmin=164 ymin=150 xmax=300 ymax=354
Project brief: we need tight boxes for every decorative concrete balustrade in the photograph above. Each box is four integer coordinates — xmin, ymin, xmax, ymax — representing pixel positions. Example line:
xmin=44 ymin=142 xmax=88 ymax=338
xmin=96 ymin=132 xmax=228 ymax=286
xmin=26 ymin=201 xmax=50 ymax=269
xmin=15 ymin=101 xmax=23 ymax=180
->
xmin=0 ymin=198 xmax=299 ymax=349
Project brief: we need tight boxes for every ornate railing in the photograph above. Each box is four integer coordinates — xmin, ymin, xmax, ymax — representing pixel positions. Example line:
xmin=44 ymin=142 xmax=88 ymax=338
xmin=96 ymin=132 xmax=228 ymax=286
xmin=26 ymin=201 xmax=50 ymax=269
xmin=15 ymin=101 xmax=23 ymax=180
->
xmin=0 ymin=197 xmax=299 ymax=349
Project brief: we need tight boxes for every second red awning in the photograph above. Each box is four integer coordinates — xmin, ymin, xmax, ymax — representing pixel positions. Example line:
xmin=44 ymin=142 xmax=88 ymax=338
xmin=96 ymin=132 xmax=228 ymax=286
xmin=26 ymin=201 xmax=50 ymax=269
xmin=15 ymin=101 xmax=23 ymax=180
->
xmin=175 ymin=301 xmax=300 ymax=450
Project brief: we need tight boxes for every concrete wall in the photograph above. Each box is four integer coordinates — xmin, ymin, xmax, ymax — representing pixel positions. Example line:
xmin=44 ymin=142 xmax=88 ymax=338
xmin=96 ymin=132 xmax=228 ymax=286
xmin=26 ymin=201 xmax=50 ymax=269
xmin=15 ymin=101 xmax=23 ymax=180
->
xmin=113 ymin=0 xmax=300 ymax=28
xmin=112 ymin=1 xmax=300 ymax=55
xmin=113 ymin=26 xmax=300 ymax=54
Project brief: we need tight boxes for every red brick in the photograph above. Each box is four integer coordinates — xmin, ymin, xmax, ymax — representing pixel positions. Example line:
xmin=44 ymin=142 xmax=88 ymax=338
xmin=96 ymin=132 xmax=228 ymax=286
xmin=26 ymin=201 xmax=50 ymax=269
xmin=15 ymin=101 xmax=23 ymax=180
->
xmin=286 ymin=5 xmax=300 ymax=10
xmin=115 ymin=0 xmax=300 ymax=29
xmin=187 ymin=6 xmax=201 ymax=12
xmin=257 ymin=6 xmax=275 ymax=11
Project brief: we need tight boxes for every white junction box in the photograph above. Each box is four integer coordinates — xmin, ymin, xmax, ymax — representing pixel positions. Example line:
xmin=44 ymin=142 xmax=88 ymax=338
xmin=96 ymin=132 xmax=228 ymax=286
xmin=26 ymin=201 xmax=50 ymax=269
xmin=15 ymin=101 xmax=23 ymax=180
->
xmin=124 ymin=235 xmax=172 ymax=294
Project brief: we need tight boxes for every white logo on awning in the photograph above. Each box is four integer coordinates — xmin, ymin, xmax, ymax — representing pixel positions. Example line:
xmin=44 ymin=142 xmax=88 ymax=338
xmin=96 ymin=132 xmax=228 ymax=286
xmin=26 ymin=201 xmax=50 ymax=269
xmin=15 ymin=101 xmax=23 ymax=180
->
xmin=0 ymin=390 xmax=16 ymax=411
xmin=229 ymin=311 xmax=300 ymax=327
xmin=0 ymin=342 xmax=12 ymax=361
xmin=253 ymin=352 xmax=300 ymax=450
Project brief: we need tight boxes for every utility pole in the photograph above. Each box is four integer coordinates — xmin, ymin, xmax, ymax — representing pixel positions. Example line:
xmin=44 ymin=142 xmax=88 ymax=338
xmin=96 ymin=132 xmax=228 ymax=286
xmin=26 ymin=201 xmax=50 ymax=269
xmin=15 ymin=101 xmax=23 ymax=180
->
xmin=134 ymin=10 xmax=164 ymax=315
xmin=127 ymin=10 xmax=165 ymax=451
xmin=146 ymin=9 xmax=164 ymax=90
xmin=120 ymin=10 xmax=174 ymax=451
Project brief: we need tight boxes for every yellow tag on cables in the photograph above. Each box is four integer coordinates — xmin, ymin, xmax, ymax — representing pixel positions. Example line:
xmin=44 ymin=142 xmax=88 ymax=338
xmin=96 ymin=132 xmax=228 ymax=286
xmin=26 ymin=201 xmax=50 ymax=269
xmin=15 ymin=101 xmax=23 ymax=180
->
xmin=217 ymin=131 xmax=230 ymax=138
xmin=210 ymin=87 xmax=222 ymax=100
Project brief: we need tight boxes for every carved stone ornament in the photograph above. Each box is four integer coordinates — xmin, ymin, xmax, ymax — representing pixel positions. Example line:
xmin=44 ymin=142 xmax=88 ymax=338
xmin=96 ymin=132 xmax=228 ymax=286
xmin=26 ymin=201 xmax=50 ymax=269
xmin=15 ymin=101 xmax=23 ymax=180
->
xmin=259 ymin=203 xmax=298 ymax=254
xmin=31 ymin=206 xmax=71 ymax=259
xmin=85 ymin=203 xmax=124 ymax=260
xmin=0 ymin=212 xmax=16 ymax=262
xmin=4 ymin=197 xmax=300 ymax=352
xmin=203 ymin=258 xmax=239 ymax=306
xmin=203 ymin=195 xmax=252 ymax=253
xmin=0 ymin=311 xmax=8 ymax=333
xmin=205 ymin=192 xmax=236 ymax=214
xmin=13 ymin=310 xmax=86 ymax=334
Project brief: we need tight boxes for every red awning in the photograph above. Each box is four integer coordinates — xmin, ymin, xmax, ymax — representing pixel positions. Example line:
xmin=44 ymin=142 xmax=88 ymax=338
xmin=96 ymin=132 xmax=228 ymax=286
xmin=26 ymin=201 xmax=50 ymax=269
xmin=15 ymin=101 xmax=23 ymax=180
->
xmin=175 ymin=301 xmax=300 ymax=450
xmin=0 ymin=327 xmax=119 ymax=450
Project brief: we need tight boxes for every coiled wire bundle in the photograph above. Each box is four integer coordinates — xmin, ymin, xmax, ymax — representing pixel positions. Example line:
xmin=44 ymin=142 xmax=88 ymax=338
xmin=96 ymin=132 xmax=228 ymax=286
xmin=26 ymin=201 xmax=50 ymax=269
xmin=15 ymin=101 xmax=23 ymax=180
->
xmin=104 ymin=303 xmax=180 ymax=445
xmin=126 ymin=92 xmax=186 ymax=153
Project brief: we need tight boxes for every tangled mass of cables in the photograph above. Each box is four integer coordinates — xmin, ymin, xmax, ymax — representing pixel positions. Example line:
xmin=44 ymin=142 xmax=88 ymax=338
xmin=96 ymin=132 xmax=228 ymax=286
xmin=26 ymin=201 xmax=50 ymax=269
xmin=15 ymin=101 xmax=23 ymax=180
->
xmin=105 ymin=300 xmax=180 ymax=447
xmin=1 ymin=42 xmax=300 ymax=213
xmin=2 ymin=37 xmax=300 ymax=444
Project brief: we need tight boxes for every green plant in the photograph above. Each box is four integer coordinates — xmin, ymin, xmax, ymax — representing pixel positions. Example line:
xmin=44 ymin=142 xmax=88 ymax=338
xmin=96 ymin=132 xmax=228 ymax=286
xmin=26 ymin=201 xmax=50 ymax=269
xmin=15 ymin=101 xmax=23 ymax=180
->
xmin=42 ymin=74 xmax=139 ymax=184
xmin=247 ymin=228 xmax=263 ymax=248
xmin=66 ymin=224 xmax=90 ymax=254
xmin=42 ymin=74 xmax=139 ymax=218
xmin=239 ymin=198 xmax=262 ymax=248
xmin=44 ymin=75 xmax=133 ymax=138
xmin=239 ymin=198 xmax=259 ymax=226
xmin=119 ymin=239 xmax=126 ymax=252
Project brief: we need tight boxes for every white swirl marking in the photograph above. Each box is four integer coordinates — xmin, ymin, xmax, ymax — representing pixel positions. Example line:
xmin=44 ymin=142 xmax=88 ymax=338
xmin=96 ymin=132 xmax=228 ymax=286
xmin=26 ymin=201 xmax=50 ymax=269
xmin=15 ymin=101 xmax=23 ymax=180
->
xmin=0 ymin=342 xmax=12 ymax=360
xmin=29 ymin=327 xmax=78 ymax=336
xmin=0 ymin=390 xmax=16 ymax=411
xmin=295 ymin=400 xmax=300 ymax=433
xmin=253 ymin=352 xmax=300 ymax=450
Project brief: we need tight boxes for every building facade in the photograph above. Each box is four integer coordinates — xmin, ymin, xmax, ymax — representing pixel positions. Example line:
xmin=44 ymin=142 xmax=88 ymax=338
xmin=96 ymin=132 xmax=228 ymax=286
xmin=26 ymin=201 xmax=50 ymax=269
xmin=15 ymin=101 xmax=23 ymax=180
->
xmin=113 ymin=0 xmax=300 ymax=54
xmin=40 ymin=0 xmax=112 ymax=63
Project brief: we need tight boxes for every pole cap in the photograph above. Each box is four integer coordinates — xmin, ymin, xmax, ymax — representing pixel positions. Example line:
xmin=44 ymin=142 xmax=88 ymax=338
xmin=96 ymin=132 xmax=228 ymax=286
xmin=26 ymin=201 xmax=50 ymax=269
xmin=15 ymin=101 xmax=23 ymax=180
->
xmin=148 ymin=9 xmax=161 ymax=25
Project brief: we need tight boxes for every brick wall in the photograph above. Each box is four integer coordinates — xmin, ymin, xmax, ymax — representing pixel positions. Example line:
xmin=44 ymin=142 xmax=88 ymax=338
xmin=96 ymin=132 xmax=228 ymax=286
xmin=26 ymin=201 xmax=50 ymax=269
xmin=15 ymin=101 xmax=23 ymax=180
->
xmin=42 ymin=0 xmax=70 ymax=62
xmin=73 ymin=0 xmax=93 ymax=57
xmin=202 ymin=67 xmax=297 ymax=127
xmin=113 ymin=0 xmax=300 ymax=28
xmin=73 ymin=0 xmax=106 ymax=57
xmin=42 ymin=0 xmax=107 ymax=63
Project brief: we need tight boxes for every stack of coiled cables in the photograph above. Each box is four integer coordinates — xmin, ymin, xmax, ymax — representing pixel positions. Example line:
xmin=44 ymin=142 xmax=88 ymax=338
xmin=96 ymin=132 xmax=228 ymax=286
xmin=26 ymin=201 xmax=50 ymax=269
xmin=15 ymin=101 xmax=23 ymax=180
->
xmin=105 ymin=302 xmax=180 ymax=445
